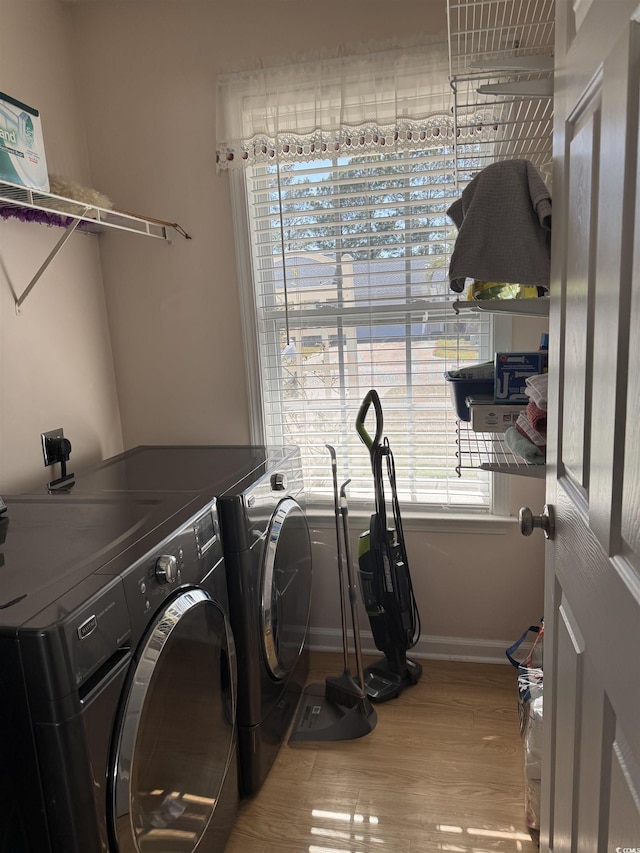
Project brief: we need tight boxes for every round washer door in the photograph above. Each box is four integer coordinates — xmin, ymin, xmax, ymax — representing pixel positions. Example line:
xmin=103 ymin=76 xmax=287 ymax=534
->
xmin=111 ymin=588 xmax=236 ymax=853
xmin=261 ymin=497 xmax=312 ymax=680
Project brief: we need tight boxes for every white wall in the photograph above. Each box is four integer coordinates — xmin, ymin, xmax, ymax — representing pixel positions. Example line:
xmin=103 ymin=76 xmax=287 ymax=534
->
xmin=0 ymin=0 xmax=124 ymax=492
xmin=1 ymin=0 xmax=546 ymax=659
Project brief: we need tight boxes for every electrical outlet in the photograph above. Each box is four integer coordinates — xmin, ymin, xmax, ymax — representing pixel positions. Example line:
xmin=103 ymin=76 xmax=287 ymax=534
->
xmin=41 ymin=428 xmax=65 ymax=467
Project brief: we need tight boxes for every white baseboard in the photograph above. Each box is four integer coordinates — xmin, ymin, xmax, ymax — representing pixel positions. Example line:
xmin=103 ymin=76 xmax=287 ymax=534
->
xmin=307 ymin=626 xmax=510 ymax=666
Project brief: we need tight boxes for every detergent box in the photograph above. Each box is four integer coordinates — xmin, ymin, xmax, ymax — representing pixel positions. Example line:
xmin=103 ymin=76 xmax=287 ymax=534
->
xmin=494 ymin=352 xmax=546 ymax=402
xmin=0 ymin=92 xmax=49 ymax=191
xmin=467 ymin=398 xmax=527 ymax=432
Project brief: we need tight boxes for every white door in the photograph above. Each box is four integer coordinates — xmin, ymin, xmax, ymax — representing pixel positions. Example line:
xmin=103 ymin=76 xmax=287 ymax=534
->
xmin=539 ymin=1 xmax=640 ymax=849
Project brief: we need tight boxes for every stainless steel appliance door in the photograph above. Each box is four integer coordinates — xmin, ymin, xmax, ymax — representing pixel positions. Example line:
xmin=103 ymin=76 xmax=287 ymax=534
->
xmin=261 ymin=498 xmax=312 ymax=680
xmin=111 ymin=589 xmax=236 ymax=853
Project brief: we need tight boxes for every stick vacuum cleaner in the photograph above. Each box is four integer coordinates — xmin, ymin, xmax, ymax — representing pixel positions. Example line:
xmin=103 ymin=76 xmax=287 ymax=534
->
xmin=356 ymin=389 xmax=422 ymax=702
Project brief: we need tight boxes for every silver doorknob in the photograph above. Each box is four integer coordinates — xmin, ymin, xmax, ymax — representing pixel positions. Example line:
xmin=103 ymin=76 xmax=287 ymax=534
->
xmin=519 ymin=505 xmax=555 ymax=539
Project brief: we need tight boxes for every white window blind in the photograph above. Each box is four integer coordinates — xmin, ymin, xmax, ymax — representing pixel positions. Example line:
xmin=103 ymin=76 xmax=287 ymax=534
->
xmin=241 ymin=145 xmax=494 ymax=510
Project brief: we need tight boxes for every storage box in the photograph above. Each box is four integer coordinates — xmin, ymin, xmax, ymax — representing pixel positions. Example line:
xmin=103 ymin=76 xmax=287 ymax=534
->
xmin=0 ymin=92 xmax=49 ymax=191
xmin=467 ymin=398 xmax=527 ymax=432
xmin=444 ymin=372 xmax=494 ymax=421
xmin=494 ymin=352 xmax=545 ymax=402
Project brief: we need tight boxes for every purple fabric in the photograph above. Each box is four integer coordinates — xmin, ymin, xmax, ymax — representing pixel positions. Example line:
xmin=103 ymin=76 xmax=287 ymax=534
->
xmin=0 ymin=205 xmax=74 ymax=229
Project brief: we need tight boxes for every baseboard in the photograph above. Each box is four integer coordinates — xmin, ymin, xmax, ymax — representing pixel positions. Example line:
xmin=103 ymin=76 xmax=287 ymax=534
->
xmin=307 ymin=626 xmax=510 ymax=666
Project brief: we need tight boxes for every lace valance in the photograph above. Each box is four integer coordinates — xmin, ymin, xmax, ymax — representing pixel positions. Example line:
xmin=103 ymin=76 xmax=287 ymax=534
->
xmin=216 ymin=41 xmax=473 ymax=170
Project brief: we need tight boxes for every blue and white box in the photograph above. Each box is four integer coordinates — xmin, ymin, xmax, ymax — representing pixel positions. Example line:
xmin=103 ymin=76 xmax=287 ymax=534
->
xmin=0 ymin=92 xmax=49 ymax=191
xmin=495 ymin=352 xmax=545 ymax=401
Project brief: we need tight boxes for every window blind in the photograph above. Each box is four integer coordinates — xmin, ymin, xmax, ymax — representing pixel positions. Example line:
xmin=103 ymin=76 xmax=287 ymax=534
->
xmin=243 ymin=144 xmax=493 ymax=510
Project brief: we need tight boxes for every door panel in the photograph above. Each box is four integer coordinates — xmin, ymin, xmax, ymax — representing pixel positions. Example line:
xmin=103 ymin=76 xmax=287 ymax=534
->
xmin=562 ymin=97 xmax=598 ymax=490
xmin=544 ymin=2 xmax=640 ymax=850
xmin=548 ymin=594 xmax=584 ymax=852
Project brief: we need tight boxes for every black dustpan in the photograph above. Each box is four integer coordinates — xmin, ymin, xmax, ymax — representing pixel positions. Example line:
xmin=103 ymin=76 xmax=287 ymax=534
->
xmin=289 ymin=682 xmax=377 ymax=742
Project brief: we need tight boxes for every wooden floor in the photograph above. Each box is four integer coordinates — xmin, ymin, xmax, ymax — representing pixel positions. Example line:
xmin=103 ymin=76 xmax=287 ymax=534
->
xmin=224 ymin=652 xmax=539 ymax=853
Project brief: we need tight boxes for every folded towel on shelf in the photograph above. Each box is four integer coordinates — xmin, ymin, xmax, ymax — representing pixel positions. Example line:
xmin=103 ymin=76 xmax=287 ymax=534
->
xmin=525 ymin=373 xmax=549 ymax=410
xmin=526 ymin=401 xmax=547 ymax=435
xmin=447 ymin=159 xmax=552 ymax=294
xmin=516 ymin=412 xmax=547 ymax=448
xmin=505 ymin=427 xmax=546 ymax=464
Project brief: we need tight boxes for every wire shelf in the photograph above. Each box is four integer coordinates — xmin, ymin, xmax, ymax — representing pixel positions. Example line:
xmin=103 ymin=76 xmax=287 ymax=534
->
xmin=0 ymin=178 xmax=191 ymax=312
xmin=0 ymin=179 xmax=189 ymax=240
xmin=452 ymin=297 xmax=550 ymax=316
xmin=447 ymin=0 xmax=555 ymax=181
xmin=455 ymin=420 xmax=546 ymax=478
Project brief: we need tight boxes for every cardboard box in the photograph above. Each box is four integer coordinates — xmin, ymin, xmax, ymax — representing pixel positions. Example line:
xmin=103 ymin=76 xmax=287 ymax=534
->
xmin=495 ymin=352 xmax=545 ymax=402
xmin=467 ymin=399 xmax=527 ymax=432
xmin=0 ymin=92 xmax=49 ymax=191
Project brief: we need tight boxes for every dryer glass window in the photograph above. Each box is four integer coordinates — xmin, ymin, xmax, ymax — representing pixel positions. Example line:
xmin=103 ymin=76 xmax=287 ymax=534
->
xmin=113 ymin=591 xmax=235 ymax=853
xmin=261 ymin=499 xmax=312 ymax=679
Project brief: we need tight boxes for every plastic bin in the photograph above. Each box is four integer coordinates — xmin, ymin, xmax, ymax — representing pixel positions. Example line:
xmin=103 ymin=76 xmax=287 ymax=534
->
xmin=444 ymin=371 xmax=494 ymax=421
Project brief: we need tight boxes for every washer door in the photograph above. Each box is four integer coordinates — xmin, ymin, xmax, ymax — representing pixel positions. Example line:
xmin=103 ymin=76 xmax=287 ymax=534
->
xmin=261 ymin=498 xmax=312 ymax=680
xmin=111 ymin=589 xmax=236 ymax=853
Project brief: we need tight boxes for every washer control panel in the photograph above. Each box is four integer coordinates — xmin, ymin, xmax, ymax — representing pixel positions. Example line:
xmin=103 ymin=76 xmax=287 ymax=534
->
xmin=121 ymin=503 xmax=223 ymax=644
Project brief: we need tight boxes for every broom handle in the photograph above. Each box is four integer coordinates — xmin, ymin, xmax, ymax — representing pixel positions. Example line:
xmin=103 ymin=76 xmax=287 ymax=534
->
xmin=326 ymin=445 xmax=351 ymax=675
xmin=340 ymin=479 xmax=366 ymax=691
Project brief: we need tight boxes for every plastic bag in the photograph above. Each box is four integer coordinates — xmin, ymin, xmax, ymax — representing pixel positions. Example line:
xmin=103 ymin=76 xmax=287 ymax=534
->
xmin=506 ymin=622 xmax=544 ymax=832
xmin=506 ymin=621 xmax=544 ymax=735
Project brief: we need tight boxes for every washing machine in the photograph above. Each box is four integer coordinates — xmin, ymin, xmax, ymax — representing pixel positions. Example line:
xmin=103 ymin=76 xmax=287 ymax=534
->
xmin=0 ymin=492 xmax=238 ymax=853
xmin=65 ymin=444 xmax=314 ymax=795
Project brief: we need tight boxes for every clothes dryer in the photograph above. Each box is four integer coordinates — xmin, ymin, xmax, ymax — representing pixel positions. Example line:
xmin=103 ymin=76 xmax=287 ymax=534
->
xmin=66 ymin=444 xmax=313 ymax=795
xmin=0 ymin=493 xmax=238 ymax=853
xmin=215 ymin=448 xmax=312 ymax=794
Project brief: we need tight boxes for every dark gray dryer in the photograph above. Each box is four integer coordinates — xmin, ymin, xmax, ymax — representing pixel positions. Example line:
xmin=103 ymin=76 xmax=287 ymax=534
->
xmin=66 ymin=444 xmax=314 ymax=796
xmin=216 ymin=447 xmax=312 ymax=794
xmin=0 ymin=493 xmax=238 ymax=853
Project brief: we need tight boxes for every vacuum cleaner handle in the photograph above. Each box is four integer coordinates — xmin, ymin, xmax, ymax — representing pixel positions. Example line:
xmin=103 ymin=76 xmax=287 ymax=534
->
xmin=356 ymin=389 xmax=384 ymax=452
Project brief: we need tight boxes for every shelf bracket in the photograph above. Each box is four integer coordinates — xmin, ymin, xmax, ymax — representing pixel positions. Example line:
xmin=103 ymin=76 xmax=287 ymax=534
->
xmin=14 ymin=206 xmax=89 ymax=314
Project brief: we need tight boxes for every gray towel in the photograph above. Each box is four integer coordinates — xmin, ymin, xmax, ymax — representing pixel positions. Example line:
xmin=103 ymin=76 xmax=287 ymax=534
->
xmin=505 ymin=426 xmax=546 ymax=464
xmin=447 ymin=159 xmax=552 ymax=293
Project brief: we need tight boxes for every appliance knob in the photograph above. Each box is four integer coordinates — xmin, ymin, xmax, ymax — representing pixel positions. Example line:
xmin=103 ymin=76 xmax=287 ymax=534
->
xmin=155 ymin=554 xmax=179 ymax=584
xmin=271 ymin=472 xmax=287 ymax=492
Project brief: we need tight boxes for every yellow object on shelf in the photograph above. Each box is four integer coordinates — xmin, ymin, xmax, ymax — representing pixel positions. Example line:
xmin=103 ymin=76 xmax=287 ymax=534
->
xmin=468 ymin=281 xmax=541 ymax=301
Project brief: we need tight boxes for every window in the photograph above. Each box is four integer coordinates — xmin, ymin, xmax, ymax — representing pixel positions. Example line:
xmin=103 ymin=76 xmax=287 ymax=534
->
xmin=232 ymin=147 xmax=496 ymax=511
xmin=217 ymin=41 xmax=504 ymax=513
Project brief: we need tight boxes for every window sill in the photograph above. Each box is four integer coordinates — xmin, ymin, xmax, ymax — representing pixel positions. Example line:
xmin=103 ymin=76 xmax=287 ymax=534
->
xmin=306 ymin=505 xmax=517 ymax=534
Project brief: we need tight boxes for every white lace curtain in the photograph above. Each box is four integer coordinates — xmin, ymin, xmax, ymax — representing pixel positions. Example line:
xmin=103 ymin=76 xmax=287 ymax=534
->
xmin=215 ymin=40 xmax=459 ymax=170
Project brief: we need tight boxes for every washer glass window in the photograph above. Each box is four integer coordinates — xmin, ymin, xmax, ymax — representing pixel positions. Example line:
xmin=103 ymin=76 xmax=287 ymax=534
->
xmin=261 ymin=499 xmax=312 ymax=679
xmin=112 ymin=590 xmax=235 ymax=853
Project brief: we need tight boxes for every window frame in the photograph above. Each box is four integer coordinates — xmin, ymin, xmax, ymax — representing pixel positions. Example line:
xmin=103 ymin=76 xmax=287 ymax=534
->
xmin=228 ymin=166 xmax=513 ymax=526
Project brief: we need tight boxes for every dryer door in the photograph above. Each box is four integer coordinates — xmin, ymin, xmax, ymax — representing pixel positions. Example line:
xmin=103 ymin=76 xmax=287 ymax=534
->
xmin=261 ymin=498 xmax=312 ymax=680
xmin=110 ymin=589 xmax=236 ymax=853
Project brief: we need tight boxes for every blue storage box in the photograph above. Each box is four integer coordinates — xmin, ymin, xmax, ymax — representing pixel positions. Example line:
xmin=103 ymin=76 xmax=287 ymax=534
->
xmin=444 ymin=371 xmax=494 ymax=421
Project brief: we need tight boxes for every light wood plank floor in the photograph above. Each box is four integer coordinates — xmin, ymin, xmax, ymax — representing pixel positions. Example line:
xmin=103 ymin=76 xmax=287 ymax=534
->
xmin=224 ymin=652 xmax=539 ymax=853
